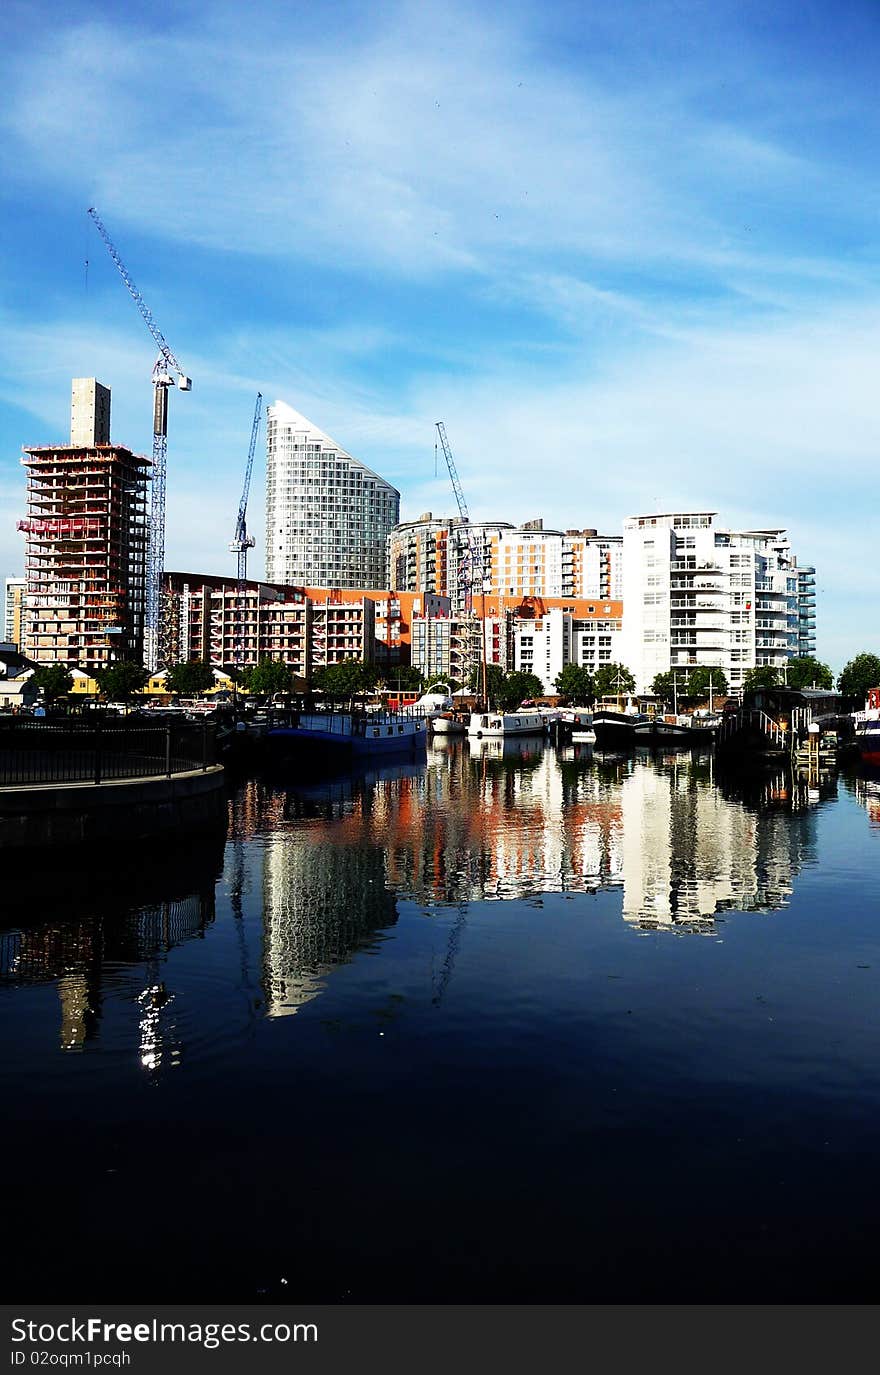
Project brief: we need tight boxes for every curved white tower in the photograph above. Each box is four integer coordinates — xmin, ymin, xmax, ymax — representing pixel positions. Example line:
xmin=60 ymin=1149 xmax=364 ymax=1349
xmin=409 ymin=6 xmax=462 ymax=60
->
xmin=265 ymin=401 xmax=400 ymax=587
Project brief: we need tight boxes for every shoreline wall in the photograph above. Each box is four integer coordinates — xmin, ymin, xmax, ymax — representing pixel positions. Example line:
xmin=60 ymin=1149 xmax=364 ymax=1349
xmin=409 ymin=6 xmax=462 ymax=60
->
xmin=0 ymin=766 xmax=226 ymax=850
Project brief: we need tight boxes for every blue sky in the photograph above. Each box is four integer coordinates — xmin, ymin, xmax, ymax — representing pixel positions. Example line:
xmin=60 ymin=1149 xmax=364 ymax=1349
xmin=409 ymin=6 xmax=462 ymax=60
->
xmin=1 ymin=0 xmax=877 ymax=669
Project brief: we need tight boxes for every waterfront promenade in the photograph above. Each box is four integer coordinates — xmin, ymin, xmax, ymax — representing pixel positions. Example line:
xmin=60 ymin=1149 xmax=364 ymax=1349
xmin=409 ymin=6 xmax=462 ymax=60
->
xmin=0 ymin=717 xmax=225 ymax=847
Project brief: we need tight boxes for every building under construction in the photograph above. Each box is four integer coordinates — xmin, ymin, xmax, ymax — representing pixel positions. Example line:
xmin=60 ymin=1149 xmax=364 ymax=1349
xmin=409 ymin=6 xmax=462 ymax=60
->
xmin=19 ymin=380 xmax=150 ymax=670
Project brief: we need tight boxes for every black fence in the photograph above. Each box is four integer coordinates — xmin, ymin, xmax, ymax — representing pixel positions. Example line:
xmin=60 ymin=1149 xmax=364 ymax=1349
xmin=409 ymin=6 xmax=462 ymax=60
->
xmin=0 ymin=717 xmax=216 ymax=787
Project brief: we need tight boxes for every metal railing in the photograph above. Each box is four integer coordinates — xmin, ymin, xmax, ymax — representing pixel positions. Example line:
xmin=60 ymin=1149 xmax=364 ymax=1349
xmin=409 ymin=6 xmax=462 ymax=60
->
xmin=717 ymin=708 xmax=786 ymax=751
xmin=0 ymin=718 xmax=216 ymax=787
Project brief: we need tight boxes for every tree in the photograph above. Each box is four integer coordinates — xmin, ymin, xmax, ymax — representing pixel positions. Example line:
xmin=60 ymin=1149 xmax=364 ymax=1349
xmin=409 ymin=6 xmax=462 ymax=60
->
xmin=555 ymin=663 xmax=595 ymax=703
xmin=467 ymin=662 xmax=506 ymax=704
xmin=242 ymin=657 xmax=297 ymax=697
xmin=165 ymin=660 xmax=216 ymax=697
xmin=384 ymin=665 xmax=424 ymax=692
xmin=31 ymin=664 xmax=73 ymax=702
xmin=96 ymin=662 xmax=149 ymax=701
xmin=497 ymin=671 xmax=545 ymax=711
xmin=742 ymin=665 xmax=779 ymax=692
xmin=838 ymin=653 xmax=880 ymax=700
xmin=783 ymin=656 xmax=833 ymax=691
xmin=313 ymin=660 xmax=378 ymax=699
xmin=650 ymin=671 xmax=675 ymax=700
xmin=687 ymin=665 xmax=728 ymax=698
xmin=593 ymin=662 xmax=635 ymax=700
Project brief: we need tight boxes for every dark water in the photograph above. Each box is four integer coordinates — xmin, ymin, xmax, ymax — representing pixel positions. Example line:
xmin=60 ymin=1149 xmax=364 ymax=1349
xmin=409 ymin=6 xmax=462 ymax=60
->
xmin=3 ymin=739 xmax=880 ymax=1302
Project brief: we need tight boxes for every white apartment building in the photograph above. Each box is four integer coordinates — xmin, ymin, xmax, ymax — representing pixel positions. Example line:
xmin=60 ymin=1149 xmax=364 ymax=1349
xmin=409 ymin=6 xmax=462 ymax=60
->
xmin=514 ymin=606 xmax=625 ymax=693
xmin=620 ymin=511 xmax=805 ymax=695
xmin=4 ymin=577 xmax=26 ymax=650
xmin=266 ymin=401 xmax=399 ymax=588
xmin=572 ymin=535 xmax=624 ymax=600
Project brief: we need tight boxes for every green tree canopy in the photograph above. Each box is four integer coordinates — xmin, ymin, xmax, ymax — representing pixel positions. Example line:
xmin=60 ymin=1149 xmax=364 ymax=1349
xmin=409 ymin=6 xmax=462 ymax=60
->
xmin=650 ymin=671 xmax=675 ymax=700
xmin=593 ymin=662 xmax=636 ymax=700
xmin=382 ymin=665 xmax=424 ymax=692
xmin=241 ymin=657 xmax=297 ymax=697
xmin=31 ymin=664 xmax=73 ymax=702
xmin=313 ymin=660 xmax=378 ymax=699
xmin=467 ymin=662 xmax=506 ymax=705
xmin=784 ymin=657 xmax=833 ymax=691
xmin=95 ymin=662 xmax=149 ymax=701
xmin=497 ymin=671 xmax=545 ymax=711
xmin=742 ymin=665 xmax=780 ymax=692
xmin=838 ymin=653 xmax=880 ymax=700
xmin=687 ymin=665 xmax=728 ymax=698
xmin=554 ymin=663 xmax=595 ymax=704
xmin=165 ymin=660 xmax=216 ymax=697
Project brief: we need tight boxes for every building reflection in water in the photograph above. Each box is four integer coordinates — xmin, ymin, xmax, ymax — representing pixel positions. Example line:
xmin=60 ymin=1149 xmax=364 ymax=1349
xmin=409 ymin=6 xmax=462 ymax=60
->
xmin=0 ymin=839 xmax=221 ymax=1062
xmin=0 ymin=748 xmax=839 ymax=1063
xmin=256 ymin=742 xmax=829 ymax=967
xmin=258 ymin=771 xmax=402 ymax=1017
xmin=621 ymin=756 xmax=826 ymax=933
xmin=852 ymin=774 xmax=880 ymax=827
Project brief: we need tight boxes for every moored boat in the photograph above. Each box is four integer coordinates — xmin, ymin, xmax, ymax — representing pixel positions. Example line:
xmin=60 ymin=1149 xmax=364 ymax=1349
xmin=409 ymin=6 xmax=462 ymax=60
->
xmin=467 ymin=710 xmax=547 ymax=738
xmin=855 ymin=718 xmax=880 ymax=767
xmin=431 ymin=712 xmax=467 ymax=736
xmin=268 ymin=709 xmax=428 ymax=760
xmin=591 ymin=708 xmax=645 ymax=748
xmin=633 ymin=717 xmax=693 ymax=745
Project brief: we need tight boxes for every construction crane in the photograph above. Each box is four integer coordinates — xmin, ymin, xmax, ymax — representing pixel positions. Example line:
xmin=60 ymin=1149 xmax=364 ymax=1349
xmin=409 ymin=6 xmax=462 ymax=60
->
xmin=435 ymin=421 xmax=482 ymax=610
xmin=87 ymin=207 xmax=192 ymax=672
xmin=229 ymin=393 xmax=263 ymax=671
xmin=435 ymin=421 xmax=488 ymax=702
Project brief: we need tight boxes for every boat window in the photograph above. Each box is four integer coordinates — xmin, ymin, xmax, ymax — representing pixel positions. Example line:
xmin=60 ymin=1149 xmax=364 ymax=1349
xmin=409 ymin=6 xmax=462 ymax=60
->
xmin=387 ymin=727 xmax=393 ymax=735
xmin=373 ymin=728 xmax=380 ymax=737
xmin=398 ymin=726 xmax=404 ymax=733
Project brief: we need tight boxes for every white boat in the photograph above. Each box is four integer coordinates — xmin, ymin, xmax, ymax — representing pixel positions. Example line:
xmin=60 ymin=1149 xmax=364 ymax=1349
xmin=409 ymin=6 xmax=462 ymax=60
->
xmin=467 ymin=710 xmax=547 ymax=738
xmin=411 ymin=690 xmax=454 ymax=722
xmin=431 ymin=712 xmax=466 ymax=735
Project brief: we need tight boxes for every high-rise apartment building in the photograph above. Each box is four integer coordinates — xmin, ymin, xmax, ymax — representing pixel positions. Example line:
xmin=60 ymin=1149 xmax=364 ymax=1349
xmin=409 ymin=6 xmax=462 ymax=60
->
xmin=266 ymin=402 xmax=399 ymax=588
xmin=18 ymin=381 xmax=150 ymax=670
xmin=620 ymin=511 xmax=810 ymax=695
xmin=565 ymin=533 xmax=624 ymax=600
xmin=4 ymin=577 xmax=25 ymax=650
xmin=390 ymin=515 xmax=621 ymax=610
xmin=797 ymin=566 xmax=817 ymax=658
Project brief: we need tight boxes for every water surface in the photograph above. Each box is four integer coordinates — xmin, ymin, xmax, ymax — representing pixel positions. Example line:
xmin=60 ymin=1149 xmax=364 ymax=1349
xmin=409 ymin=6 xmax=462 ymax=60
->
xmin=3 ymin=742 xmax=880 ymax=1301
